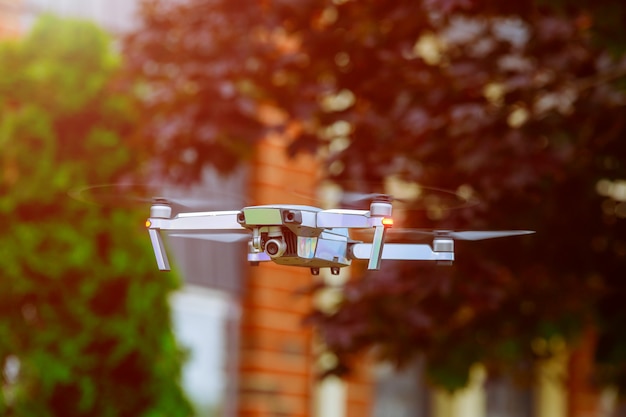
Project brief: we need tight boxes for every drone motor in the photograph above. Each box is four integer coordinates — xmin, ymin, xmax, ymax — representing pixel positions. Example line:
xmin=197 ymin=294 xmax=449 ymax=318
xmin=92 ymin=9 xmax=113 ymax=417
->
xmin=150 ymin=202 xmax=172 ymax=219
xmin=369 ymin=200 xmax=393 ymax=217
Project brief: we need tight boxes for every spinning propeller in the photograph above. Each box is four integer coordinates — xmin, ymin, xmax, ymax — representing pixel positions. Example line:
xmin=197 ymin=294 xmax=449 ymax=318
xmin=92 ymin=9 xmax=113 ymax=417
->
xmin=70 ymin=183 xmax=244 ymax=210
xmin=70 ymin=183 xmax=252 ymax=243
xmin=382 ymin=229 xmax=536 ymax=241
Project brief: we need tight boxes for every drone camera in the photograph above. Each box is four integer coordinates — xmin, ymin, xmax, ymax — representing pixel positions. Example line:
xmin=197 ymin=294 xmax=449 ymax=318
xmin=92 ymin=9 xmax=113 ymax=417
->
xmin=265 ymin=239 xmax=287 ymax=258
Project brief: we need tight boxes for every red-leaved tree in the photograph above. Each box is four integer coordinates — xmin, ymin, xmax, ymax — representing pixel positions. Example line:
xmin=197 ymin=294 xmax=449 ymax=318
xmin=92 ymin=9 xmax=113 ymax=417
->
xmin=124 ymin=0 xmax=626 ymax=392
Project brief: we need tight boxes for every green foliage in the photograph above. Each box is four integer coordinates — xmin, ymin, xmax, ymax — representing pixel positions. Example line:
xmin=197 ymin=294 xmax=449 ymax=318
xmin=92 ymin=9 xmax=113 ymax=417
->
xmin=0 ymin=15 xmax=192 ymax=416
xmin=126 ymin=0 xmax=626 ymax=392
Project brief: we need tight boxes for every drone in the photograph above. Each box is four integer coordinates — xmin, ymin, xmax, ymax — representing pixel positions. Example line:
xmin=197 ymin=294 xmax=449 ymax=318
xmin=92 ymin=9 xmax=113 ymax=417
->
xmin=145 ymin=196 xmax=534 ymax=275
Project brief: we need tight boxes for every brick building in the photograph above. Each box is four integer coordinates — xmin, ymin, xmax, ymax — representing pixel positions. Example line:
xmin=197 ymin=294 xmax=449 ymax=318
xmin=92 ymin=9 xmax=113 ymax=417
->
xmin=238 ymin=134 xmax=376 ymax=417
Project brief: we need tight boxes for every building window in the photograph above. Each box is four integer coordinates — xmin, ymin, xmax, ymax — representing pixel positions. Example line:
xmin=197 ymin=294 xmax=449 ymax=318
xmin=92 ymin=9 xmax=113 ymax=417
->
xmin=170 ymin=286 xmax=240 ymax=417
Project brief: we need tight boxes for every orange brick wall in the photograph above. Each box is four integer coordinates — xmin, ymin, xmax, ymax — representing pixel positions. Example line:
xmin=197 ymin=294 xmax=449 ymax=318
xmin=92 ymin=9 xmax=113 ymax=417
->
xmin=344 ymin=356 xmax=374 ymax=417
xmin=343 ymin=266 xmax=374 ymax=417
xmin=239 ymin=133 xmax=375 ymax=417
xmin=238 ymin=134 xmax=319 ymax=417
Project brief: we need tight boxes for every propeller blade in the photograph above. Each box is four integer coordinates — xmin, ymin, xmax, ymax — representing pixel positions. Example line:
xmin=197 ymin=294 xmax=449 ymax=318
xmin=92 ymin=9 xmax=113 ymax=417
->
xmin=335 ymin=186 xmax=479 ymax=213
xmin=446 ymin=230 xmax=535 ymax=240
xmin=68 ymin=183 xmax=154 ymax=206
xmin=373 ymin=229 xmax=535 ymax=241
xmin=69 ymin=183 xmax=245 ymax=211
xmin=341 ymin=192 xmax=393 ymax=206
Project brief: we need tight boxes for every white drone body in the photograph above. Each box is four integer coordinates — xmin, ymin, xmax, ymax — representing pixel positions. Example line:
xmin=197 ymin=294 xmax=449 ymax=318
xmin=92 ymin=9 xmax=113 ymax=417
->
xmin=145 ymin=198 xmax=533 ymax=275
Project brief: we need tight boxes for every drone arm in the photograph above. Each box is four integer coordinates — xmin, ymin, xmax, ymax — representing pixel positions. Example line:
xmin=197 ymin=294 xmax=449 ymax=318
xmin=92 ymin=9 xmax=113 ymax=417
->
xmin=149 ymin=210 xmax=244 ymax=231
xmin=316 ymin=209 xmax=371 ymax=228
xmin=148 ymin=228 xmax=171 ymax=271
xmin=317 ymin=207 xmax=394 ymax=270
xmin=146 ymin=211 xmax=248 ymax=270
xmin=367 ymin=225 xmax=387 ymax=270
xmin=351 ymin=243 xmax=455 ymax=263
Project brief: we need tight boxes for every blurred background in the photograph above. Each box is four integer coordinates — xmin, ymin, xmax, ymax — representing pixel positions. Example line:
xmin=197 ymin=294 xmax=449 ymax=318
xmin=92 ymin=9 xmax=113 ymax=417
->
xmin=0 ymin=0 xmax=625 ymax=416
